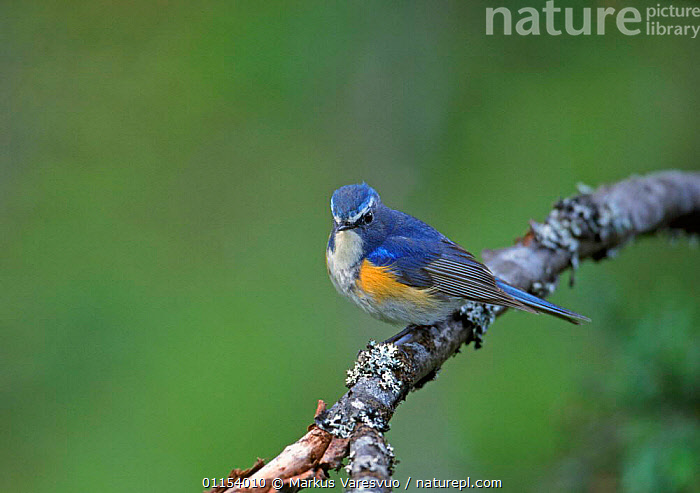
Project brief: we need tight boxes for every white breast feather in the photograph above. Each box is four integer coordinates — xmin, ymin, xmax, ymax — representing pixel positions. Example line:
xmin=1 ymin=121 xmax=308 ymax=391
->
xmin=326 ymin=230 xmax=363 ymax=295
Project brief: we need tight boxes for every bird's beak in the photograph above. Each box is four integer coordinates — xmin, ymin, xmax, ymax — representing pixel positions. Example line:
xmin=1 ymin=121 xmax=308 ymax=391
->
xmin=336 ymin=222 xmax=355 ymax=231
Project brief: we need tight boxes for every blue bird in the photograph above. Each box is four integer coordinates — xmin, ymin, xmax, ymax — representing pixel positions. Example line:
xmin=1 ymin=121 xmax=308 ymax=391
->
xmin=326 ymin=183 xmax=590 ymax=325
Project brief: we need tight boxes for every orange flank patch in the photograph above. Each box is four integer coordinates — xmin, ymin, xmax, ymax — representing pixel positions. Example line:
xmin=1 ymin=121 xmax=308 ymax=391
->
xmin=356 ymin=259 xmax=437 ymax=306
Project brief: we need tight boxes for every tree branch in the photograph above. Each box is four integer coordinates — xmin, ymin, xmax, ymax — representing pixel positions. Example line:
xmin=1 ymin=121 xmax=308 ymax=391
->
xmin=344 ymin=425 xmax=395 ymax=493
xmin=210 ymin=170 xmax=700 ymax=493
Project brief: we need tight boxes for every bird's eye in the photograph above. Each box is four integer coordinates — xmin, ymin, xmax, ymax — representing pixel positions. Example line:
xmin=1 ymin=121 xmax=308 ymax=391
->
xmin=363 ymin=211 xmax=373 ymax=225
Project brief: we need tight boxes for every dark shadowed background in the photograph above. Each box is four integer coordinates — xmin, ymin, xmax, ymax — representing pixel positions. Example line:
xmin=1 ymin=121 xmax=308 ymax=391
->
xmin=2 ymin=1 xmax=698 ymax=492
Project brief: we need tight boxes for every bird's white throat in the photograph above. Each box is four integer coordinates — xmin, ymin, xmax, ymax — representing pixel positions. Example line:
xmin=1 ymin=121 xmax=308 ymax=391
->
xmin=326 ymin=229 xmax=364 ymax=294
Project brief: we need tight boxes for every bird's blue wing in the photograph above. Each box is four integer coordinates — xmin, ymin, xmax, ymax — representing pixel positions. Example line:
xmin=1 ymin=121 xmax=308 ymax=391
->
xmin=365 ymin=209 xmax=589 ymax=323
xmin=367 ymin=232 xmax=527 ymax=309
xmin=365 ymin=236 xmax=437 ymax=289
xmin=368 ymin=233 xmax=531 ymax=310
xmin=364 ymin=209 xmax=527 ymax=308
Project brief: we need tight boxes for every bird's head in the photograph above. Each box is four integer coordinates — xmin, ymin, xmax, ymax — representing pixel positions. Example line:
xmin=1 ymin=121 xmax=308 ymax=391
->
xmin=330 ymin=183 xmax=381 ymax=232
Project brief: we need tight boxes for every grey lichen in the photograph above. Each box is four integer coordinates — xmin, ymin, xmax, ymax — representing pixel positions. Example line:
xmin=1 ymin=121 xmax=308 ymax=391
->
xmin=597 ymin=201 xmax=632 ymax=239
xmin=317 ymin=341 xmax=402 ymax=438
xmin=318 ymin=411 xmax=356 ymax=439
xmin=459 ymin=302 xmax=496 ymax=348
xmin=459 ymin=301 xmax=495 ymax=327
xmin=531 ymin=194 xmax=633 ymax=267
xmin=317 ymin=405 xmax=390 ymax=438
xmin=345 ymin=432 xmax=396 ymax=477
xmin=346 ymin=340 xmax=404 ymax=394
xmin=531 ymin=280 xmax=556 ymax=298
xmin=357 ymin=407 xmax=389 ymax=432
xmin=530 ymin=201 xmax=584 ymax=254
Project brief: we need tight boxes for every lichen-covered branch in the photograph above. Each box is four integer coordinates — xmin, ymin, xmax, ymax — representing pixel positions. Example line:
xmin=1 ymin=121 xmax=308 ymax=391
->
xmin=344 ymin=425 xmax=396 ymax=493
xmin=211 ymin=170 xmax=700 ymax=493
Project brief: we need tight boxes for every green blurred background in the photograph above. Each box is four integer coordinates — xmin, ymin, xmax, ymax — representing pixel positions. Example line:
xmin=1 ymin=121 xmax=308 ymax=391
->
xmin=2 ymin=1 xmax=698 ymax=492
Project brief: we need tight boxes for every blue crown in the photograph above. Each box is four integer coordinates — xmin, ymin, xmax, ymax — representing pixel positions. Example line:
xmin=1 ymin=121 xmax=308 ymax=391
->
xmin=330 ymin=183 xmax=380 ymax=221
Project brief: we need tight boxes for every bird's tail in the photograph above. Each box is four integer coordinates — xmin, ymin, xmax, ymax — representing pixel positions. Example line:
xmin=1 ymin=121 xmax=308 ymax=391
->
xmin=495 ymin=279 xmax=591 ymax=325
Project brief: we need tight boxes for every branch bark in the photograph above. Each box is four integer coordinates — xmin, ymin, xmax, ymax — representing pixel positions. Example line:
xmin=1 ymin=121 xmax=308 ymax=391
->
xmin=344 ymin=425 xmax=395 ymax=493
xmin=210 ymin=170 xmax=700 ymax=493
